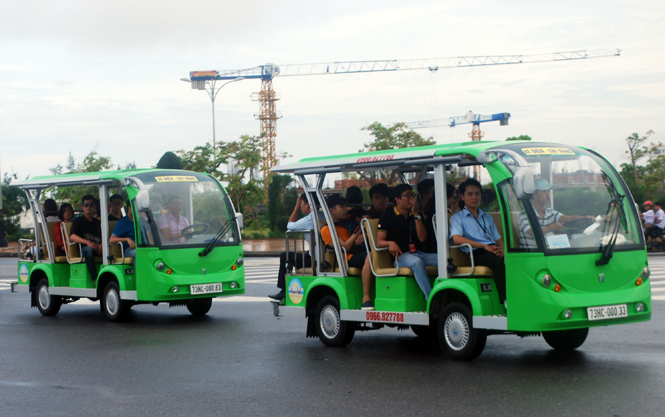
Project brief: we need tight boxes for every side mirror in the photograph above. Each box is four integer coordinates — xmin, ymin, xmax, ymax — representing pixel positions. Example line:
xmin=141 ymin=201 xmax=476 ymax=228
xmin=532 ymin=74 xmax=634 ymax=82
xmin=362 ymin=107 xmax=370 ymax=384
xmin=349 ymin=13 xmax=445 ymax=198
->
xmin=513 ymin=166 xmax=535 ymax=200
xmin=236 ymin=213 xmax=244 ymax=231
xmin=135 ymin=190 xmax=151 ymax=212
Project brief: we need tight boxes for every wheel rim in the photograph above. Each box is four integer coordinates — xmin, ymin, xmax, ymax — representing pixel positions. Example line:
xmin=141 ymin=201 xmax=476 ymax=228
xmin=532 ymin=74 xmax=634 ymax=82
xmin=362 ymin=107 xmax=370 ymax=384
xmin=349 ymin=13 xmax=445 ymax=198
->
xmin=105 ymin=288 xmax=119 ymax=316
xmin=38 ymin=285 xmax=50 ymax=310
xmin=319 ymin=305 xmax=340 ymax=339
xmin=444 ymin=312 xmax=470 ymax=351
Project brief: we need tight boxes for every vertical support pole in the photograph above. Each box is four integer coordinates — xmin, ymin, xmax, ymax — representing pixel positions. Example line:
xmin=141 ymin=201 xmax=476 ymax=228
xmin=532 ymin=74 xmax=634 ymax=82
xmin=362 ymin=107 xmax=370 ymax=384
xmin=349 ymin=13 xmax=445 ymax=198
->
xmin=434 ymin=163 xmax=449 ymax=279
xmin=99 ymin=185 xmax=109 ymax=266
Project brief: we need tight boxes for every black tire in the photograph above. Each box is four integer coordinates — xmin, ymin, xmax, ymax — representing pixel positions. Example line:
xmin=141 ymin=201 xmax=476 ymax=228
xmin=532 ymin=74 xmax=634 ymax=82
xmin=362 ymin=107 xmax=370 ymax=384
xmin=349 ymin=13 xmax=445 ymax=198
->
xmin=437 ymin=302 xmax=487 ymax=361
xmin=35 ymin=278 xmax=62 ymax=316
xmin=101 ymin=282 xmax=130 ymax=322
xmin=187 ymin=298 xmax=213 ymax=316
xmin=315 ymin=295 xmax=355 ymax=347
xmin=542 ymin=328 xmax=589 ymax=351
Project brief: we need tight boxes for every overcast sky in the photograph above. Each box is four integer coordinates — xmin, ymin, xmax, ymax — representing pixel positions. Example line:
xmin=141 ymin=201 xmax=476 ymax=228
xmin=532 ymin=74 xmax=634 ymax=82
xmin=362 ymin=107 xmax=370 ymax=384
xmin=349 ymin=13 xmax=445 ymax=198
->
xmin=1 ymin=0 xmax=664 ymax=181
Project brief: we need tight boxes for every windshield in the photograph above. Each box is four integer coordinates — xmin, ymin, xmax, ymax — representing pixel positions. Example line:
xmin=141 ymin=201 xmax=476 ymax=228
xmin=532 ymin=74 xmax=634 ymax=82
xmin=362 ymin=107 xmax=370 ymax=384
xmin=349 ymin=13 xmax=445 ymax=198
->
xmin=133 ymin=172 xmax=238 ymax=248
xmin=495 ymin=144 xmax=642 ymax=253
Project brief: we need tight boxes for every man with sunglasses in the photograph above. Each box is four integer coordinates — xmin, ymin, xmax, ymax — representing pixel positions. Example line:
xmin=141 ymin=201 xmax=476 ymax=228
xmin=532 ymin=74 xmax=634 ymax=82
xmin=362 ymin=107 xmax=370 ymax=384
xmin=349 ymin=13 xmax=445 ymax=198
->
xmin=377 ymin=183 xmax=437 ymax=300
xmin=70 ymin=194 xmax=102 ymax=281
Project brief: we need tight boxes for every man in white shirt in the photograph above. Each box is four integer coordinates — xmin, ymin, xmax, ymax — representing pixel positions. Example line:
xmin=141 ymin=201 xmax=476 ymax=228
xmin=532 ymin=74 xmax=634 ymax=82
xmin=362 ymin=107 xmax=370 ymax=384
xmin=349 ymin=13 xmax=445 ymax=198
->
xmin=269 ymin=193 xmax=320 ymax=301
xmin=642 ymin=200 xmax=656 ymax=240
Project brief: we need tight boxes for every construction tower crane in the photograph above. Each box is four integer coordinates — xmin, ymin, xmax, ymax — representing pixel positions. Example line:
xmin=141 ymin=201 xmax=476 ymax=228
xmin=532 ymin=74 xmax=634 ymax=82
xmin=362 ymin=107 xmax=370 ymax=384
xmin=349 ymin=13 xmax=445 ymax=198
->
xmin=183 ymin=49 xmax=619 ymax=186
xmin=407 ymin=111 xmax=511 ymax=180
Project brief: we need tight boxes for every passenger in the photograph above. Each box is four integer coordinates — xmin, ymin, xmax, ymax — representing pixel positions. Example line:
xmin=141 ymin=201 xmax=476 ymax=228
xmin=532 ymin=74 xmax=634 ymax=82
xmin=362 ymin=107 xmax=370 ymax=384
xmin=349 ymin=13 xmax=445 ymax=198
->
xmin=320 ymin=194 xmax=372 ymax=308
xmin=44 ymin=199 xmax=60 ymax=222
xmin=54 ymin=203 xmax=74 ymax=256
xmin=643 ymin=200 xmax=657 ymax=241
xmin=345 ymin=186 xmax=366 ymax=221
xmin=69 ymin=195 xmax=102 ymax=281
xmin=108 ymin=194 xmax=124 ymax=221
xmin=449 ymin=179 xmax=506 ymax=304
xmin=416 ymin=180 xmax=457 ymax=253
xmin=519 ymin=178 xmax=596 ymax=249
xmin=377 ymin=184 xmax=436 ymax=300
xmin=358 ymin=183 xmax=389 ymax=310
xmin=110 ymin=201 xmax=139 ymax=260
xmin=158 ymin=196 xmax=190 ymax=245
xmin=365 ymin=183 xmax=390 ymax=219
xmin=653 ymin=202 xmax=665 ymax=241
xmin=270 ymin=193 xmax=320 ymax=301
xmin=417 ymin=179 xmax=437 ymax=254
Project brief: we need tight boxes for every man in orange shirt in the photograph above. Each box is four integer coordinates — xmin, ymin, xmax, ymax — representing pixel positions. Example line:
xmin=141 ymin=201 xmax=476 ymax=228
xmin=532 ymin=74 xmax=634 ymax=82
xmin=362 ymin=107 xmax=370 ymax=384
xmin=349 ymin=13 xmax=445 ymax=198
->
xmin=320 ymin=194 xmax=373 ymax=309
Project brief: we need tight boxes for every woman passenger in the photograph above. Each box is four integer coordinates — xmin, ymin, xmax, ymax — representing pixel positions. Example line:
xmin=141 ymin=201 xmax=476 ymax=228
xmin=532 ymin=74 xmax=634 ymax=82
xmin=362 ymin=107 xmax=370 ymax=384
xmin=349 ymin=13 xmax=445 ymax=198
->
xmin=54 ymin=203 xmax=74 ymax=256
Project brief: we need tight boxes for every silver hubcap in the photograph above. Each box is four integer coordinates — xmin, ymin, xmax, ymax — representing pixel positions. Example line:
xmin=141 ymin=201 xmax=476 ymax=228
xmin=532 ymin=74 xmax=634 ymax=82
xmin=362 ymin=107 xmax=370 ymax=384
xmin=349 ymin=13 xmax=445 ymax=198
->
xmin=320 ymin=305 xmax=340 ymax=339
xmin=105 ymin=289 xmax=119 ymax=315
xmin=38 ymin=285 xmax=50 ymax=310
xmin=444 ymin=312 xmax=470 ymax=351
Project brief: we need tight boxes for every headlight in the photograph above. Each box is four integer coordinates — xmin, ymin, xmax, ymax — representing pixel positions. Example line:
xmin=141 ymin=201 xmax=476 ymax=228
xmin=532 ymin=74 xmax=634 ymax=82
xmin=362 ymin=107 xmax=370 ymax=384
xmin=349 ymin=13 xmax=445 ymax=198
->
xmin=542 ymin=274 xmax=552 ymax=287
xmin=641 ymin=267 xmax=650 ymax=279
xmin=156 ymin=261 xmax=165 ymax=271
xmin=236 ymin=257 xmax=244 ymax=266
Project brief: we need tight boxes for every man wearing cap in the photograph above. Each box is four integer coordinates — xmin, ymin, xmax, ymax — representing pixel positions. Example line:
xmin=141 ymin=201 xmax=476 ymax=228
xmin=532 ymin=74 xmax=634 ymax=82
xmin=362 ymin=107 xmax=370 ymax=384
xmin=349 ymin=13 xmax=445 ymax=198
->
xmin=320 ymin=194 xmax=374 ymax=308
xmin=642 ymin=200 xmax=658 ymax=241
xmin=518 ymin=178 xmax=594 ymax=249
xmin=376 ymin=184 xmax=436 ymax=302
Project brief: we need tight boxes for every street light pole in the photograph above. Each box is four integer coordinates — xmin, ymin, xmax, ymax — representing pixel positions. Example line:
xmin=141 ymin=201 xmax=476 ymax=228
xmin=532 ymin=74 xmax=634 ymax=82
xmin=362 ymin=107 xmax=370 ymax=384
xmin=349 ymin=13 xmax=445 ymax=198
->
xmin=180 ymin=76 xmax=244 ymax=151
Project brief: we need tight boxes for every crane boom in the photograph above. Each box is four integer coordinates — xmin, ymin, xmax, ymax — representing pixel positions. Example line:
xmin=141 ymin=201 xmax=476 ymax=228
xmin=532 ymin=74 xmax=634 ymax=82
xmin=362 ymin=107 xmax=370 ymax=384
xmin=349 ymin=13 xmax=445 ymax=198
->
xmin=184 ymin=48 xmax=620 ymax=189
xmin=407 ymin=112 xmax=510 ymax=129
xmin=199 ymin=49 xmax=619 ymax=81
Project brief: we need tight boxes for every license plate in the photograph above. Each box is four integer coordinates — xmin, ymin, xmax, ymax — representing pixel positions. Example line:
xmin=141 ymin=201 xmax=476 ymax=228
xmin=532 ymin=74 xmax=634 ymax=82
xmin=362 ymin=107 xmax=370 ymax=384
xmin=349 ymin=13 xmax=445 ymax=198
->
xmin=587 ymin=304 xmax=628 ymax=321
xmin=190 ymin=283 xmax=223 ymax=295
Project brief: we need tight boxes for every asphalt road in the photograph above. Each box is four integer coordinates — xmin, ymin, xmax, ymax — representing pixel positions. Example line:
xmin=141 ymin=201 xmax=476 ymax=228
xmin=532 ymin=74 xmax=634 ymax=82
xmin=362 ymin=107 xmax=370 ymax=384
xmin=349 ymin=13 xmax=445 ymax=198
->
xmin=1 ymin=257 xmax=664 ymax=417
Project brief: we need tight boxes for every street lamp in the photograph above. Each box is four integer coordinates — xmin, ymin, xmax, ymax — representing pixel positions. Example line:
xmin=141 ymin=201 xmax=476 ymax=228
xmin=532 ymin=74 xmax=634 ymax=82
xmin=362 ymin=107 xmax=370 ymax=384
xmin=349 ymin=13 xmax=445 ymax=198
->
xmin=180 ymin=76 xmax=244 ymax=151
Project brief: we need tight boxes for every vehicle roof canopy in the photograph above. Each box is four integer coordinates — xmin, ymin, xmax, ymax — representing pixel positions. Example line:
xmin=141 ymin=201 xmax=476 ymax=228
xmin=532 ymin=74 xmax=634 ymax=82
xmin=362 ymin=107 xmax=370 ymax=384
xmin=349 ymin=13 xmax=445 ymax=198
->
xmin=271 ymin=140 xmax=527 ymax=175
xmin=12 ymin=168 xmax=197 ymax=190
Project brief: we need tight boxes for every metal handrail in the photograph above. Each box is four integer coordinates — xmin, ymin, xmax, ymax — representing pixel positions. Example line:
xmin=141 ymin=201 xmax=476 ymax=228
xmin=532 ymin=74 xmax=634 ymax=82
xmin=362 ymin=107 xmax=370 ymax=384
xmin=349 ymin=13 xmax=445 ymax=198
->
xmin=285 ymin=229 xmax=315 ymax=276
xmin=360 ymin=218 xmax=400 ymax=277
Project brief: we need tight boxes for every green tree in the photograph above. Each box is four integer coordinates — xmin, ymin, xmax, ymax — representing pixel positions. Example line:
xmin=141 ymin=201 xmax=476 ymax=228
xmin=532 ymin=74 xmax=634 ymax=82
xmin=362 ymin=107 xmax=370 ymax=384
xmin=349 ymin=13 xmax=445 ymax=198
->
xmin=177 ymin=135 xmax=266 ymax=227
xmin=49 ymin=150 xmax=114 ymax=205
xmin=156 ymin=151 xmax=182 ymax=169
xmin=267 ymin=174 xmax=297 ymax=234
xmin=361 ymin=122 xmax=435 ymax=152
xmin=2 ymin=173 xmax=29 ymax=240
xmin=624 ymin=130 xmax=655 ymax=186
xmin=360 ymin=122 xmax=436 ymax=184
xmin=505 ymin=135 xmax=532 ymax=141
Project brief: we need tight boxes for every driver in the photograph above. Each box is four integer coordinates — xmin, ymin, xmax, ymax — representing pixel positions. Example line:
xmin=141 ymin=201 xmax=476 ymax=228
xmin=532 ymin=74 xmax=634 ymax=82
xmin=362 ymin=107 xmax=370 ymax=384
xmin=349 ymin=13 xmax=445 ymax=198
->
xmin=158 ymin=196 xmax=190 ymax=245
xmin=518 ymin=178 xmax=594 ymax=249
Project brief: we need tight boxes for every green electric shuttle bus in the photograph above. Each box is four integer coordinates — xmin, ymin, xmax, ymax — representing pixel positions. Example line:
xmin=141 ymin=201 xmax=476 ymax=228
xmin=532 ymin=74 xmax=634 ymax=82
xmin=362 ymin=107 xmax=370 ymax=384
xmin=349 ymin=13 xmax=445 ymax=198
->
xmin=271 ymin=141 xmax=651 ymax=360
xmin=11 ymin=169 xmax=245 ymax=321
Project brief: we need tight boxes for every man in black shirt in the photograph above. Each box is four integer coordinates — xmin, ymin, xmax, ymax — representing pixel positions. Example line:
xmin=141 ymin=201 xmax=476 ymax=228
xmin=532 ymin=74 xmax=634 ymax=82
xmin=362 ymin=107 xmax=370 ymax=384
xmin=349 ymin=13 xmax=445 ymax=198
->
xmin=366 ymin=183 xmax=390 ymax=219
xmin=70 ymin=194 xmax=102 ymax=281
xmin=108 ymin=194 xmax=124 ymax=221
xmin=377 ymin=184 xmax=437 ymax=300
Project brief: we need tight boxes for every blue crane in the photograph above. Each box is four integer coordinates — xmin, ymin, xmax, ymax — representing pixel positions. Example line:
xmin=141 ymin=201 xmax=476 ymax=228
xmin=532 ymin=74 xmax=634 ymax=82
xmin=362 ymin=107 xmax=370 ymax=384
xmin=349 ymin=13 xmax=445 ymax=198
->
xmin=406 ymin=111 xmax=510 ymax=130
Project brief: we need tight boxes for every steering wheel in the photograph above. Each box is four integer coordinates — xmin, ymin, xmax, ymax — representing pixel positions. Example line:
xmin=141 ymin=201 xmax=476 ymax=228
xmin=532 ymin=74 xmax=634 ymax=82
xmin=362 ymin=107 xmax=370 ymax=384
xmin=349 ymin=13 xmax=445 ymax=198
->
xmin=559 ymin=217 xmax=595 ymax=234
xmin=181 ymin=223 xmax=210 ymax=239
